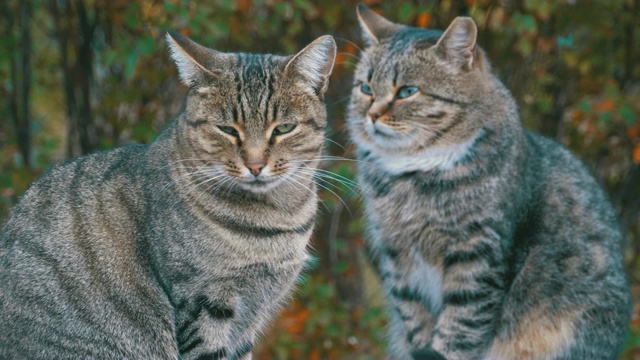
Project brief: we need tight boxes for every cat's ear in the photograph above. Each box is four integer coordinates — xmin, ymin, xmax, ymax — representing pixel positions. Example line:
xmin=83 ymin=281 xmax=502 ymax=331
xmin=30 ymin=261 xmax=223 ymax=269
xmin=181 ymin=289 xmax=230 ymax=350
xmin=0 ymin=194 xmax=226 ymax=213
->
xmin=166 ymin=31 xmax=223 ymax=86
xmin=356 ymin=3 xmax=402 ymax=46
xmin=435 ymin=17 xmax=478 ymax=71
xmin=285 ymin=35 xmax=337 ymax=98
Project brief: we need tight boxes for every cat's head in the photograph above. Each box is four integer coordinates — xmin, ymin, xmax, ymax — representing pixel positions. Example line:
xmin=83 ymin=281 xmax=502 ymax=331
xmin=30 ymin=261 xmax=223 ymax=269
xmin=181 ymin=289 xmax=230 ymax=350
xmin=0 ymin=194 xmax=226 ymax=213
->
xmin=166 ymin=31 xmax=336 ymax=194
xmin=348 ymin=4 xmax=499 ymax=174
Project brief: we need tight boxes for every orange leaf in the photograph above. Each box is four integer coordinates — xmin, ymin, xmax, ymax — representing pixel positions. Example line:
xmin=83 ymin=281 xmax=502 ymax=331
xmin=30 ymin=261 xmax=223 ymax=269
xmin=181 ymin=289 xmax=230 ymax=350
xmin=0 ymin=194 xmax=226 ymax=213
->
xmin=594 ymin=98 xmax=614 ymax=113
xmin=309 ymin=349 xmax=321 ymax=360
xmin=633 ymin=144 xmax=640 ymax=164
xmin=416 ymin=12 xmax=431 ymax=28
xmin=627 ymin=124 xmax=640 ymax=140
xmin=237 ymin=0 xmax=252 ymax=12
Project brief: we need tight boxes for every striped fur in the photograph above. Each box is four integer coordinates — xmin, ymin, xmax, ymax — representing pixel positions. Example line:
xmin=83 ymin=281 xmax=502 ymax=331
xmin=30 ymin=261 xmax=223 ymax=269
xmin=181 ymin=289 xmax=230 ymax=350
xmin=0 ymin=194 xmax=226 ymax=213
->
xmin=0 ymin=33 xmax=336 ymax=359
xmin=348 ymin=5 xmax=630 ymax=360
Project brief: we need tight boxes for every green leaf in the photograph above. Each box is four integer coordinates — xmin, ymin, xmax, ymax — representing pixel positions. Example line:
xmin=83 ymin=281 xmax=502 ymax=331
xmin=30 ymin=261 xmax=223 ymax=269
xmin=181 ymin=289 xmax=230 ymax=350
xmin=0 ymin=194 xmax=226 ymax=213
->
xmin=398 ymin=3 xmax=414 ymax=23
xmin=125 ymin=52 xmax=138 ymax=79
xmin=137 ymin=34 xmax=155 ymax=57
xmin=620 ymin=105 xmax=637 ymax=125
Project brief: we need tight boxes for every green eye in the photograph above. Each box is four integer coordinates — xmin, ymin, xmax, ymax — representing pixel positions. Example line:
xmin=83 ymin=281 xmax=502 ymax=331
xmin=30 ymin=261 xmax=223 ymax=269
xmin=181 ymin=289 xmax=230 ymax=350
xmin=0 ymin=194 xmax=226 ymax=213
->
xmin=273 ymin=123 xmax=297 ymax=136
xmin=360 ymin=82 xmax=373 ymax=95
xmin=218 ymin=126 xmax=239 ymax=137
xmin=397 ymin=86 xmax=419 ymax=99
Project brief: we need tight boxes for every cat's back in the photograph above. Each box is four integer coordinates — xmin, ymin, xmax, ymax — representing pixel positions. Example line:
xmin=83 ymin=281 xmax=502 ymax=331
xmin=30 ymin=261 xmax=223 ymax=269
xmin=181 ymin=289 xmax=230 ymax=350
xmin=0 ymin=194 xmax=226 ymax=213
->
xmin=523 ymin=130 xmax=622 ymax=245
xmin=1 ymin=143 xmax=147 ymax=247
xmin=0 ymin=143 xmax=176 ymax=358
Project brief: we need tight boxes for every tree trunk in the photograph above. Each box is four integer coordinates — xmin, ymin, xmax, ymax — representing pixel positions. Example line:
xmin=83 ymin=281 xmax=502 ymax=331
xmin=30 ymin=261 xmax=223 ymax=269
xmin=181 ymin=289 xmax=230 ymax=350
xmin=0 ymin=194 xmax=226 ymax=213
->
xmin=76 ymin=0 xmax=96 ymax=154
xmin=17 ymin=0 xmax=32 ymax=167
xmin=51 ymin=0 xmax=97 ymax=158
xmin=2 ymin=0 xmax=32 ymax=167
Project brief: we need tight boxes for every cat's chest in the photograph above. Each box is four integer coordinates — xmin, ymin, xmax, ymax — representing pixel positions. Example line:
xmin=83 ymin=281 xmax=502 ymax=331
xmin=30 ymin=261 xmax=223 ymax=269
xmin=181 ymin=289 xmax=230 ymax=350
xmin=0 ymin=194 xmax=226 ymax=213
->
xmin=361 ymin=170 xmax=473 ymax=249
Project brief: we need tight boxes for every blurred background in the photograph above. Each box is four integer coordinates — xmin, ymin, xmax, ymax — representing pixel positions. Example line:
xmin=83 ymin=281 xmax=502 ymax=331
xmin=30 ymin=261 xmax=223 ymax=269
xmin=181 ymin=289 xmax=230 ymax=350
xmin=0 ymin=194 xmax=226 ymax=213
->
xmin=0 ymin=0 xmax=639 ymax=358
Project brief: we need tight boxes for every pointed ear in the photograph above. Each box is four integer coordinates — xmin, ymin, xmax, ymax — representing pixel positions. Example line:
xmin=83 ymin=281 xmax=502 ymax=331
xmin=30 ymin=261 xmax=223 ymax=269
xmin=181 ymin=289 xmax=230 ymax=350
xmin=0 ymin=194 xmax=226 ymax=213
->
xmin=285 ymin=35 xmax=336 ymax=98
xmin=435 ymin=17 xmax=478 ymax=71
xmin=356 ymin=3 xmax=403 ymax=46
xmin=166 ymin=30 xmax=222 ymax=86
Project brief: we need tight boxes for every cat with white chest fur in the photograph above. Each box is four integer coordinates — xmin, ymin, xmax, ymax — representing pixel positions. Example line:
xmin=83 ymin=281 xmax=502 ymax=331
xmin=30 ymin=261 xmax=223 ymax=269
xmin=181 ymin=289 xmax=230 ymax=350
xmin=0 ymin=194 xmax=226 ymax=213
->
xmin=348 ymin=4 xmax=630 ymax=360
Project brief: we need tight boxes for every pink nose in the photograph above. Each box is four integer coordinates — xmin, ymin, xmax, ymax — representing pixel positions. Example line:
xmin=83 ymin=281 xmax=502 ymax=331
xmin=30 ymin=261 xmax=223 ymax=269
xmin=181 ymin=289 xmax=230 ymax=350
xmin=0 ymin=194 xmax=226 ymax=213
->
xmin=246 ymin=162 xmax=265 ymax=176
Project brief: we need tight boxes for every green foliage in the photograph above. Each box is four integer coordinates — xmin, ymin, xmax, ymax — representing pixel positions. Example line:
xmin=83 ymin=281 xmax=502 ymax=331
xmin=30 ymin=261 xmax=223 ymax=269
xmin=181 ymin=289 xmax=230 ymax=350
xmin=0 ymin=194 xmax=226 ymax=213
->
xmin=255 ymin=274 xmax=388 ymax=360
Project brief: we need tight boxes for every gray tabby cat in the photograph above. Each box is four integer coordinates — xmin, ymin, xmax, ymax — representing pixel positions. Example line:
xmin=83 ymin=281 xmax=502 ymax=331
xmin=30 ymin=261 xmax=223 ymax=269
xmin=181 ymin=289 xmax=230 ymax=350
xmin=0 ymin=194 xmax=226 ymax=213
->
xmin=348 ymin=4 xmax=630 ymax=360
xmin=0 ymin=31 xmax=336 ymax=359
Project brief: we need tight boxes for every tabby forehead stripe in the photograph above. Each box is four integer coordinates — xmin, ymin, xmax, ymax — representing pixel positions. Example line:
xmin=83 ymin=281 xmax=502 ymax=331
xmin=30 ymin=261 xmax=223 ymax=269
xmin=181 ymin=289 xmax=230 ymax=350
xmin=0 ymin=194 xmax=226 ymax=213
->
xmin=234 ymin=54 xmax=245 ymax=124
xmin=262 ymin=58 xmax=275 ymax=123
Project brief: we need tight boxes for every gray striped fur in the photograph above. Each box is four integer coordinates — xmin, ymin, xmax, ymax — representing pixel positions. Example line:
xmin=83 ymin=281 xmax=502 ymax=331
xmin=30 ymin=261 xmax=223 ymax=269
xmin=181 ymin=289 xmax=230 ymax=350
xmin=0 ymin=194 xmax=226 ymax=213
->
xmin=348 ymin=5 xmax=630 ymax=360
xmin=0 ymin=32 xmax=336 ymax=359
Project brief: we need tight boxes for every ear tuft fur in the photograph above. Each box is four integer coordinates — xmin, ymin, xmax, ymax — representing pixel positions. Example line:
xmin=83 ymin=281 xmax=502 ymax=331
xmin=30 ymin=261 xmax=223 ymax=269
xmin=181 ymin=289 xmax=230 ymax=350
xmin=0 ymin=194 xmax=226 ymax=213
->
xmin=166 ymin=31 xmax=220 ymax=86
xmin=435 ymin=17 xmax=478 ymax=71
xmin=356 ymin=3 xmax=403 ymax=46
xmin=285 ymin=35 xmax=337 ymax=98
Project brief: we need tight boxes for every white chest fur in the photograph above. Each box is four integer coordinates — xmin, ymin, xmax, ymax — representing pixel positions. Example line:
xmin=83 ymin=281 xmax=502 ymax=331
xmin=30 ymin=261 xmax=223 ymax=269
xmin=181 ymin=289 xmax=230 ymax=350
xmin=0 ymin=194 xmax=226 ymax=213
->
xmin=372 ymin=135 xmax=477 ymax=175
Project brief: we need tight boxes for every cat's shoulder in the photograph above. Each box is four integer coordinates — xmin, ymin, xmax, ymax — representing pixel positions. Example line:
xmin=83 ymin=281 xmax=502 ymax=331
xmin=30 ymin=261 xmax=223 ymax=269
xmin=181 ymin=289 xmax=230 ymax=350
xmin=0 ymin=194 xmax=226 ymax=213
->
xmin=16 ymin=143 xmax=149 ymax=204
xmin=49 ymin=143 xmax=148 ymax=181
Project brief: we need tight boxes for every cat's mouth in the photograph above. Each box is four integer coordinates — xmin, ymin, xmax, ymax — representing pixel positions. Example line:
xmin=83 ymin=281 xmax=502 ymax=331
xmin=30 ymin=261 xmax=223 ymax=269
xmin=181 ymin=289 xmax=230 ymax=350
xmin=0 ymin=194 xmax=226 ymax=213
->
xmin=235 ymin=175 xmax=284 ymax=193
xmin=366 ymin=118 xmax=397 ymax=138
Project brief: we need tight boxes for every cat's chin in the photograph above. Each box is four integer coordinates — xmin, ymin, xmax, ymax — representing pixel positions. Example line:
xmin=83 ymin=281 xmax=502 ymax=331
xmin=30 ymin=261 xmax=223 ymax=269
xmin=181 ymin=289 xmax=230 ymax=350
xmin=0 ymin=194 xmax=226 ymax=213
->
xmin=234 ymin=177 xmax=285 ymax=194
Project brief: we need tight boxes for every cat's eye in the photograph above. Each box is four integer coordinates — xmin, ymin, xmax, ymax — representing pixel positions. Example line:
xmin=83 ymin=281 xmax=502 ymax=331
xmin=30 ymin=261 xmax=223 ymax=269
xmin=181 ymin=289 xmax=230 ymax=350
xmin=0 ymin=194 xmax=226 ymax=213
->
xmin=360 ymin=82 xmax=373 ymax=96
xmin=272 ymin=123 xmax=297 ymax=136
xmin=218 ymin=126 xmax=239 ymax=137
xmin=397 ymin=86 xmax=419 ymax=99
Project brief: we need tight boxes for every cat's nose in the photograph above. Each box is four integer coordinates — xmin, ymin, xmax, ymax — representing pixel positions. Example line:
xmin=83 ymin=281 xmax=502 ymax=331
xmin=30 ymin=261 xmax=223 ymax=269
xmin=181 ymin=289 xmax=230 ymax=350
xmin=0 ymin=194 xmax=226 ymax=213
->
xmin=246 ymin=161 xmax=266 ymax=176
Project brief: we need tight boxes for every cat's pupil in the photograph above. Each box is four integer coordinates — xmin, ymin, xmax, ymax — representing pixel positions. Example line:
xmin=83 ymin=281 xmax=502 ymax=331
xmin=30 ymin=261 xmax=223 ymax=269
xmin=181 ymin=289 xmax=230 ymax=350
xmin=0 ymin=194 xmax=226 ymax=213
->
xmin=360 ymin=82 xmax=373 ymax=96
xmin=397 ymin=86 xmax=418 ymax=99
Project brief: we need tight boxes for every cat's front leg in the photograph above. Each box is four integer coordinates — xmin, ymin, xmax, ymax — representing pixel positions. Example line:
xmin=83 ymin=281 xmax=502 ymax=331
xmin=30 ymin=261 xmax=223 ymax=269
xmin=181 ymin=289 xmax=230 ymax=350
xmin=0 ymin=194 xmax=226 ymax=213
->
xmin=429 ymin=241 xmax=506 ymax=360
xmin=379 ymin=248 xmax=442 ymax=359
xmin=175 ymin=293 xmax=239 ymax=360
xmin=227 ymin=340 xmax=254 ymax=360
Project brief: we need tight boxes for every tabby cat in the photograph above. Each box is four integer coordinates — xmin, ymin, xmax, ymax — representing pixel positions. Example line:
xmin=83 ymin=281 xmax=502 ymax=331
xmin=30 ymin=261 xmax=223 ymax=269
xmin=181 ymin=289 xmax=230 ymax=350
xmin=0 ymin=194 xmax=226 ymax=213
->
xmin=348 ymin=4 xmax=630 ymax=360
xmin=0 ymin=31 xmax=336 ymax=359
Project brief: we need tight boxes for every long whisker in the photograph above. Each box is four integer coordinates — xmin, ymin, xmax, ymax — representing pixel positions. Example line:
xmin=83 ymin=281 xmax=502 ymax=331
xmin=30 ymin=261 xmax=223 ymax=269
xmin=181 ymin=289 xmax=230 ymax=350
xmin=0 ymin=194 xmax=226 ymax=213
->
xmin=289 ymin=156 xmax=371 ymax=165
xmin=282 ymin=173 xmax=329 ymax=213
xmin=298 ymin=165 xmax=361 ymax=190
xmin=337 ymin=51 xmax=362 ymax=61
xmin=335 ymin=37 xmax=364 ymax=53
xmin=161 ymin=159 xmax=225 ymax=170
xmin=289 ymin=171 xmax=352 ymax=216
xmin=330 ymin=95 xmax=352 ymax=106
xmin=323 ymin=137 xmax=347 ymax=151
xmin=297 ymin=170 xmax=363 ymax=197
